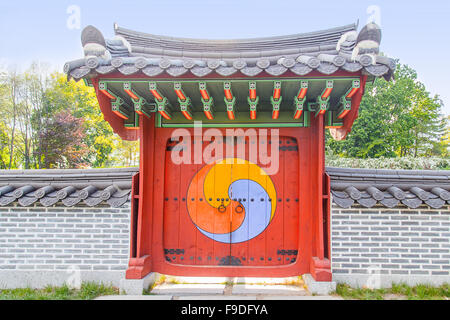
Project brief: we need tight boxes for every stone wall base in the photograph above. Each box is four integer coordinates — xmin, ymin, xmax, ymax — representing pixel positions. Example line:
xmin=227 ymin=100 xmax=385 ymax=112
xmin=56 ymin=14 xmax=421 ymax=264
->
xmin=0 ymin=270 xmax=125 ymax=289
xmin=303 ymin=273 xmax=337 ymax=295
xmin=333 ymin=274 xmax=450 ymax=289
xmin=120 ymin=272 xmax=160 ymax=295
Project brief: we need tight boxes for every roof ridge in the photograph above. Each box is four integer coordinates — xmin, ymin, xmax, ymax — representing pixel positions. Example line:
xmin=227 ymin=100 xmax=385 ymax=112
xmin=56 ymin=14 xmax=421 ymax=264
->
xmin=114 ymin=23 xmax=357 ymax=45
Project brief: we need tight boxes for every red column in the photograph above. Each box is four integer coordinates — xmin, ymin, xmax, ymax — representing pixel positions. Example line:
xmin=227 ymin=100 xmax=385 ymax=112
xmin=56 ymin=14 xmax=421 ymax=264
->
xmin=309 ymin=113 xmax=332 ymax=281
xmin=125 ymin=115 xmax=155 ymax=279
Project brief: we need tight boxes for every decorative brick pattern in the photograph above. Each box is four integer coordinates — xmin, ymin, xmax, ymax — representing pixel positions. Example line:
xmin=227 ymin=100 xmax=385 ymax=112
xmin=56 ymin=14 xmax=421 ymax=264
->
xmin=331 ymin=204 xmax=450 ymax=279
xmin=0 ymin=203 xmax=130 ymax=272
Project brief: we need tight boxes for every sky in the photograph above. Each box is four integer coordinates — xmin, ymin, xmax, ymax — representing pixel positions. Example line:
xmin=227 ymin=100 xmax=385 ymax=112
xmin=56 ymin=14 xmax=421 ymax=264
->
xmin=0 ymin=0 xmax=449 ymax=116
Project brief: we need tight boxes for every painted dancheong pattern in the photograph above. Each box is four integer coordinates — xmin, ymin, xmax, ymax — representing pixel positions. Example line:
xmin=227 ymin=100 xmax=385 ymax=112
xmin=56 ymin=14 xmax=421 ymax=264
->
xmin=187 ymin=159 xmax=276 ymax=244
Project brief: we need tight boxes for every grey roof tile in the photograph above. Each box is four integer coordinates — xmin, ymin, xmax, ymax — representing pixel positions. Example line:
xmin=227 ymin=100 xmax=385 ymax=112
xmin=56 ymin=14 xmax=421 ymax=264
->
xmin=0 ymin=167 xmax=137 ymax=208
xmin=327 ymin=167 xmax=449 ymax=210
xmin=64 ymin=22 xmax=394 ymax=81
xmin=1 ymin=167 xmax=448 ymax=210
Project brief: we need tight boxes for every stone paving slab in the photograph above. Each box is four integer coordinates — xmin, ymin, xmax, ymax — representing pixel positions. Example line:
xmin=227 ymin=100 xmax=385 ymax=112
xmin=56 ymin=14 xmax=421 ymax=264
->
xmin=151 ymin=283 xmax=226 ymax=295
xmin=234 ymin=277 xmax=302 ymax=285
xmin=164 ymin=276 xmax=302 ymax=285
xmin=96 ymin=295 xmax=341 ymax=300
xmin=232 ymin=284 xmax=307 ymax=295
xmin=95 ymin=295 xmax=173 ymax=300
xmin=164 ymin=276 xmax=231 ymax=284
xmin=256 ymin=295 xmax=343 ymax=300
xmin=176 ymin=295 xmax=259 ymax=300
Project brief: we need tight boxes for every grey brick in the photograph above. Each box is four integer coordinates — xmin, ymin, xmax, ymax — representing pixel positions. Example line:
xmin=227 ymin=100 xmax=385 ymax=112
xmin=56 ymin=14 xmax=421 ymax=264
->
xmin=381 ymin=264 xmax=400 ymax=269
xmin=93 ymin=265 xmax=109 ymax=270
xmin=332 ymin=269 xmax=350 ymax=274
xmin=411 ymin=270 xmax=430 ymax=275
xmin=390 ymin=270 xmax=409 ymax=275
xmin=432 ymin=271 xmax=449 ymax=275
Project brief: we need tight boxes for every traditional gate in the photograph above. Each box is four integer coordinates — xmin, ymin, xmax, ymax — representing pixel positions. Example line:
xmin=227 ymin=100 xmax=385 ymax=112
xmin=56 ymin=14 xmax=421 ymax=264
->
xmin=163 ymin=136 xmax=299 ymax=268
xmin=64 ymin=22 xmax=394 ymax=281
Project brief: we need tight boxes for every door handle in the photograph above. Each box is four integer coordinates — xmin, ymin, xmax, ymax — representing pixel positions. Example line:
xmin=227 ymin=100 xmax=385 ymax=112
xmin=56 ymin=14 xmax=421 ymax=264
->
xmin=235 ymin=204 xmax=244 ymax=214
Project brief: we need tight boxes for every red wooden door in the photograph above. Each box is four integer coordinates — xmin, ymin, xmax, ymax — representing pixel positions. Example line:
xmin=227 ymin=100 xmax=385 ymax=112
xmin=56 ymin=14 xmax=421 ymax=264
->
xmin=163 ymin=136 xmax=299 ymax=268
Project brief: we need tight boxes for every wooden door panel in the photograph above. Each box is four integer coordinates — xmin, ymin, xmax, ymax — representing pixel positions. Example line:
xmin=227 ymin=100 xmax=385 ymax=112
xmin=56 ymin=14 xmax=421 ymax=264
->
xmin=163 ymin=135 xmax=299 ymax=268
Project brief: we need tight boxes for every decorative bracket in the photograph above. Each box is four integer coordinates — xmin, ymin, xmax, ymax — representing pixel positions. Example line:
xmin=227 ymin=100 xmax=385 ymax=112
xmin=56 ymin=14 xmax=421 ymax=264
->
xmin=271 ymin=81 xmax=282 ymax=119
xmin=155 ymin=97 xmax=172 ymax=120
xmin=336 ymin=98 xmax=352 ymax=120
xmin=315 ymin=80 xmax=334 ymax=117
xmin=124 ymin=82 xmax=155 ymax=118
xmin=178 ymin=96 xmax=193 ymax=120
xmin=99 ymin=81 xmax=130 ymax=120
xmin=270 ymin=96 xmax=282 ymax=119
xmin=150 ymin=82 xmax=172 ymax=120
xmin=200 ymin=82 xmax=214 ymax=120
xmin=201 ymin=96 xmax=214 ymax=119
xmin=111 ymin=96 xmax=131 ymax=120
xmin=337 ymin=79 xmax=360 ymax=119
xmin=248 ymin=82 xmax=258 ymax=120
xmin=293 ymin=96 xmax=306 ymax=120
xmin=293 ymin=80 xmax=308 ymax=120
xmin=224 ymin=82 xmax=235 ymax=120
xmin=175 ymin=82 xmax=193 ymax=120
xmin=315 ymin=95 xmax=330 ymax=117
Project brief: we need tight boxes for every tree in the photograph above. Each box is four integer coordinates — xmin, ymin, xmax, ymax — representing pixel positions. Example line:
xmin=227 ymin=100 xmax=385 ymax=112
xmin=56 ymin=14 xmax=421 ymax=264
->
xmin=0 ymin=63 xmax=138 ymax=169
xmin=327 ymin=62 xmax=448 ymax=159
xmin=41 ymin=74 xmax=119 ymax=167
xmin=38 ymin=111 xmax=88 ymax=168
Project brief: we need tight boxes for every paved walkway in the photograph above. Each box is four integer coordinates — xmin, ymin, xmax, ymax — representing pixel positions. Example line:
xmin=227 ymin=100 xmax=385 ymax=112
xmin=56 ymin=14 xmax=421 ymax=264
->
xmin=96 ymin=276 xmax=342 ymax=300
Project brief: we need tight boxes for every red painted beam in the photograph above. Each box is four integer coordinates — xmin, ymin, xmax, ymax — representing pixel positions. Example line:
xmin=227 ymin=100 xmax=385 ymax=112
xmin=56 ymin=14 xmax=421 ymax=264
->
xmin=175 ymin=89 xmax=186 ymax=101
xmin=124 ymin=89 xmax=139 ymax=101
xmin=100 ymin=89 xmax=116 ymax=100
xmin=297 ymin=88 xmax=308 ymax=100
xmin=272 ymin=110 xmax=279 ymax=120
xmin=181 ymin=110 xmax=193 ymax=120
xmin=346 ymin=87 xmax=359 ymax=99
xmin=294 ymin=110 xmax=303 ymax=120
xmin=204 ymin=111 xmax=214 ymax=120
xmin=321 ymin=88 xmax=333 ymax=100
xmin=200 ymin=89 xmax=210 ymax=101
xmin=150 ymin=89 xmax=163 ymax=101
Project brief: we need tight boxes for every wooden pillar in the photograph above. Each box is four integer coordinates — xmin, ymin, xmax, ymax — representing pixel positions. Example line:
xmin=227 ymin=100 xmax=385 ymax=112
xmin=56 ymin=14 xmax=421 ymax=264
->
xmin=125 ymin=115 xmax=155 ymax=279
xmin=309 ymin=113 xmax=332 ymax=281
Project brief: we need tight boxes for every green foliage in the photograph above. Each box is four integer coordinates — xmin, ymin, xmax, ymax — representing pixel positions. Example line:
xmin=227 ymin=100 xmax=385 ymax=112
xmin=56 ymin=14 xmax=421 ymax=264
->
xmin=327 ymin=62 xmax=448 ymax=159
xmin=38 ymin=111 xmax=88 ymax=168
xmin=39 ymin=74 xmax=121 ymax=168
xmin=326 ymin=156 xmax=450 ymax=170
xmin=0 ymin=64 xmax=139 ymax=169
xmin=0 ymin=282 xmax=119 ymax=300
xmin=335 ymin=283 xmax=450 ymax=300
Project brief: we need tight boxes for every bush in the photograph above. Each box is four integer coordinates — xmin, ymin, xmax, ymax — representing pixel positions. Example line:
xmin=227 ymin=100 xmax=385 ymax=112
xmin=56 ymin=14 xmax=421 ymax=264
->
xmin=325 ymin=156 xmax=450 ymax=170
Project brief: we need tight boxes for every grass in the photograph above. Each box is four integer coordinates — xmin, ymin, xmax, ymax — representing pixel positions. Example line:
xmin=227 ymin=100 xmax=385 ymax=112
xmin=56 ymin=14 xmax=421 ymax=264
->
xmin=334 ymin=283 xmax=450 ymax=300
xmin=0 ymin=282 xmax=119 ymax=300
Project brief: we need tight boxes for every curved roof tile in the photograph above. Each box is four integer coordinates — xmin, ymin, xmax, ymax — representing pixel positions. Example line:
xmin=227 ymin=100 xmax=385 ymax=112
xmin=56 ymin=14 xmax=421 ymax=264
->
xmin=64 ymin=22 xmax=395 ymax=81
xmin=1 ymin=167 xmax=448 ymax=209
xmin=328 ymin=167 xmax=450 ymax=209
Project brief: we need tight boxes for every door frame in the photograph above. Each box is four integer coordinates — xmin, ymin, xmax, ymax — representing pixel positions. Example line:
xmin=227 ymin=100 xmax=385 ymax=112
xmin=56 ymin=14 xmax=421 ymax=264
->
xmin=142 ymin=118 xmax=326 ymax=278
